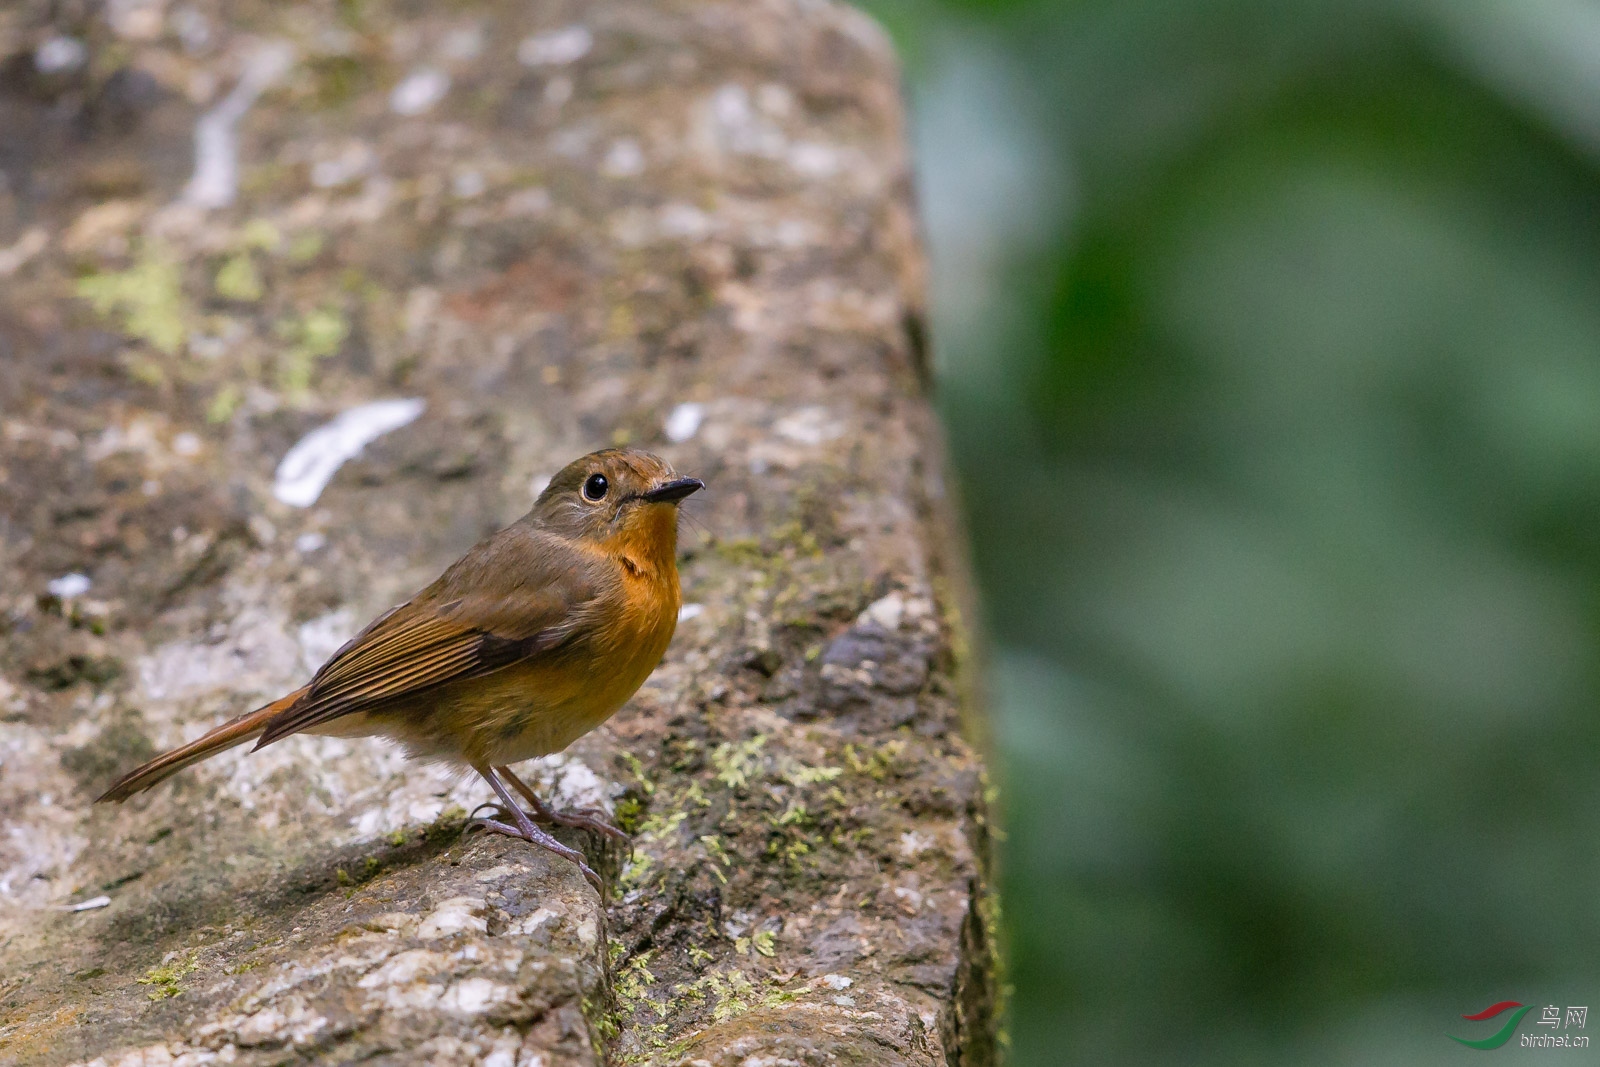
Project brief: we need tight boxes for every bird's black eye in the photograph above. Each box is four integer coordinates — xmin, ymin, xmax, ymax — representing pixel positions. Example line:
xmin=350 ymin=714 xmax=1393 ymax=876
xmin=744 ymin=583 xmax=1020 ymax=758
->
xmin=582 ymin=473 xmax=609 ymax=501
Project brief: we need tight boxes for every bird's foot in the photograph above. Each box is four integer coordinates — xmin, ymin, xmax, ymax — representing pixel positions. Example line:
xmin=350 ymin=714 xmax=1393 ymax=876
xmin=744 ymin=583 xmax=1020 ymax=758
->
xmin=493 ymin=765 xmax=630 ymax=843
xmin=466 ymin=800 xmax=623 ymax=845
xmin=538 ymin=805 xmax=629 ymax=843
xmin=465 ymin=814 xmax=603 ymax=893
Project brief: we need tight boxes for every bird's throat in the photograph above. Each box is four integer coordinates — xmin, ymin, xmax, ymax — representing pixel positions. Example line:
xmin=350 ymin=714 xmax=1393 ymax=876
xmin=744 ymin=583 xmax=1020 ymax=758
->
xmin=607 ymin=502 xmax=680 ymax=580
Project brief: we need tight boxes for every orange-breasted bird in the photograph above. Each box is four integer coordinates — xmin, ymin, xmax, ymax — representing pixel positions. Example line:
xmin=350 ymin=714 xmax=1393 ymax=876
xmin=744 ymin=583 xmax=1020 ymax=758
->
xmin=97 ymin=447 xmax=703 ymax=890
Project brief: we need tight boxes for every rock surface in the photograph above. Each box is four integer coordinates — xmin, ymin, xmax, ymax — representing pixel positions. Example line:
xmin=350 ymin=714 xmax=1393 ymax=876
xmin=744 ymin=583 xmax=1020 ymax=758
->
xmin=0 ymin=1 xmax=995 ymax=1064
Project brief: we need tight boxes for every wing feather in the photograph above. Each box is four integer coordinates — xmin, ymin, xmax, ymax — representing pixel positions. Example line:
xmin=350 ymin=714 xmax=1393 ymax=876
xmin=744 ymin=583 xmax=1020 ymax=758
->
xmin=310 ymin=616 xmax=463 ymax=690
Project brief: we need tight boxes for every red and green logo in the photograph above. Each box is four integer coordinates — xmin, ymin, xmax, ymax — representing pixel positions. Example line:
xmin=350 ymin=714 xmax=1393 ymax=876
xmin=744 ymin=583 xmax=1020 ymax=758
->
xmin=1450 ymin=1002 xmax=1534 ymax=1050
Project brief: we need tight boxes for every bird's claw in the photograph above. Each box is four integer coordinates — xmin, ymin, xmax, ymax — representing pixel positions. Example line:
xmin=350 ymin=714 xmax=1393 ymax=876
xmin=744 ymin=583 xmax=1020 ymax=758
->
xmin=466 ymin=801 xmax=509 ymax=824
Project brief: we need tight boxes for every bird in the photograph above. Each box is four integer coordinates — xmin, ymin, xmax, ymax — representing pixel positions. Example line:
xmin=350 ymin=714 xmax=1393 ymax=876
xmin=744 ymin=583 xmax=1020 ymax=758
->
xmin=97 ymin=447 xmax=703 ymax=891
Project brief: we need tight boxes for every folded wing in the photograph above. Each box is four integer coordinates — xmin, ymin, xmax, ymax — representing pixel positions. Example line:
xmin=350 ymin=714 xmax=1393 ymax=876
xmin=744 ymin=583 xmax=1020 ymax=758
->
xmin=257 ymin=525 xmax=601 ymax=746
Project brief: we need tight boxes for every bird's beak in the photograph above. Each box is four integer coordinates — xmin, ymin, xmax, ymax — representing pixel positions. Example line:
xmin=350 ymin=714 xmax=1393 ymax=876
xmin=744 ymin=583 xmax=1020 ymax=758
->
xmin=640 ymin=477 xmax=704 ymax=504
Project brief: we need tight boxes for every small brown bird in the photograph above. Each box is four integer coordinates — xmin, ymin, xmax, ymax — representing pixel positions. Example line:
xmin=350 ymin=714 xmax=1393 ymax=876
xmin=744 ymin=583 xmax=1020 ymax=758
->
xmin=98 ymin=447 xmax=702 ymax=890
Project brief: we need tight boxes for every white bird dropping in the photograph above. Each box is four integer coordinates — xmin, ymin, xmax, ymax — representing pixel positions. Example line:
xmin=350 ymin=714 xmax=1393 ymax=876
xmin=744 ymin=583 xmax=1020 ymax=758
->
xmin=273 ymin=399 xmax=426 ymax=508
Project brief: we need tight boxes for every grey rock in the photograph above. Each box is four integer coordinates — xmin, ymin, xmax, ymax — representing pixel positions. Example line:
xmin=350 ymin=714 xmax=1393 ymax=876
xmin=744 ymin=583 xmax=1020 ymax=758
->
xmin=0 ymin=1 xmax=996 ymax=1064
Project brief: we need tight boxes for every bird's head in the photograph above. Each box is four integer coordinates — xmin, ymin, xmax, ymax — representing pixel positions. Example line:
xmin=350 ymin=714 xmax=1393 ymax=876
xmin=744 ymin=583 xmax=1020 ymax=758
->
xmin=529 ymin=447 xmax=703 ymax=561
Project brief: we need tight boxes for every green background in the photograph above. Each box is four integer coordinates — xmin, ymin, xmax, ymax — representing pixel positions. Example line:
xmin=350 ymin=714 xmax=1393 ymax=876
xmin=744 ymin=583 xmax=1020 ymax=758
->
xmin=861 ymin=0 xmax=1600 ymax=1062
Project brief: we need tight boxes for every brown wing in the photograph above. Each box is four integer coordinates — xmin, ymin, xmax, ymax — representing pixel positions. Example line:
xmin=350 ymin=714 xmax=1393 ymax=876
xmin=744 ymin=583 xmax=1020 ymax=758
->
xmin=256 ymin=525 xmax=603 ymax=747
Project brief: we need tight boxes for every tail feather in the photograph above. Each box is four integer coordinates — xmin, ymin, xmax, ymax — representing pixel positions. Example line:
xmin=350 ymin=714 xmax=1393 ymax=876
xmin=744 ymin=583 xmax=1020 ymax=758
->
xmin=95 ymin=687 xmax=307 ymax=803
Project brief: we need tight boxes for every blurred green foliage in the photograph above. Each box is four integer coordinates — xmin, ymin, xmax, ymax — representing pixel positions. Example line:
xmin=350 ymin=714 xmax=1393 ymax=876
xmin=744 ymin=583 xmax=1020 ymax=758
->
xmin=862 ymin=0 xmax=1600 ymax=1061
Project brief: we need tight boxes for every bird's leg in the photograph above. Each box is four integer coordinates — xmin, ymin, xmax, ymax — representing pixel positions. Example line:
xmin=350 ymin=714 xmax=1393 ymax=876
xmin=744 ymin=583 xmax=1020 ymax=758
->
xmin=496 ymin=764 xmax=630 ymax=843
xmin=466 ymin=764 xmax=602 ymax=892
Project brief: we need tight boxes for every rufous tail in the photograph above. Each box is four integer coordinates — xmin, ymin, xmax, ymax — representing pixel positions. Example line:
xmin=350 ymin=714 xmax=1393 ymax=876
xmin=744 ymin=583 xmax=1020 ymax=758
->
xmin=95 ymin=687 xmax=307 ymax=803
